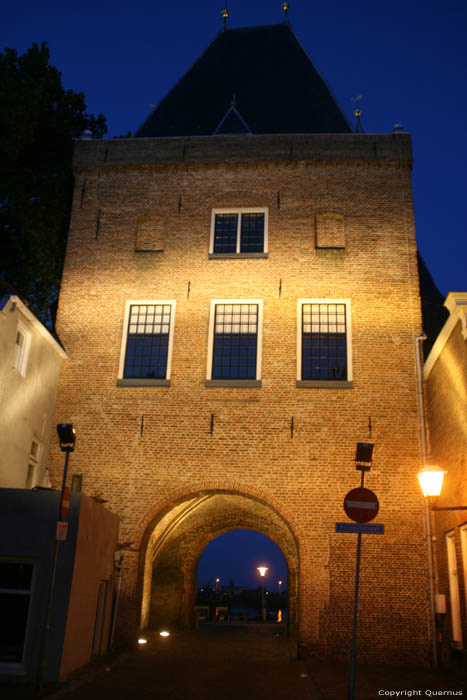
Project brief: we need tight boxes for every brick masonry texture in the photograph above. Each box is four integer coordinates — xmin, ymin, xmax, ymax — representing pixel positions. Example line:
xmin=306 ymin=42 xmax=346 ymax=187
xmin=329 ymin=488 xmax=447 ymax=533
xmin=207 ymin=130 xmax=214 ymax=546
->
xmin=49 ymin=133 xmax=429 ymax=663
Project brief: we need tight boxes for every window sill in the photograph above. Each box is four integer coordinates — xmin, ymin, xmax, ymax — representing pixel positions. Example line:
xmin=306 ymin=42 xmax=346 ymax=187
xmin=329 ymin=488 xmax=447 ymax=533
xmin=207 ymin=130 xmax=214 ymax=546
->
xmin=209 ymin=253 xmax=268 ymax=259
xmin=117 ymin=378 xmax=170 ymax=387
xmin=296 ymin=380 xmax=353 ymax=389
xmin=206 ymin=380 xmax=262 ymax=388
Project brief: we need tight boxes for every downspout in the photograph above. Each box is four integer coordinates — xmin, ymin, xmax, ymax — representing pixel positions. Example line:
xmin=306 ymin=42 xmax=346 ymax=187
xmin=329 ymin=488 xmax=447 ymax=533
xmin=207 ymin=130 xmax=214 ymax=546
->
xmin=415 ymin=333 xmax=438 ymax=668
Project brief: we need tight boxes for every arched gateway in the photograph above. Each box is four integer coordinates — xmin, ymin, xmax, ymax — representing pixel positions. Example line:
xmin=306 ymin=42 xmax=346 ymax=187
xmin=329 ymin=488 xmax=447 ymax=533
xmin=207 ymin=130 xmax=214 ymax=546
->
xmin=138 ymin=490 xmax=299 ymax=635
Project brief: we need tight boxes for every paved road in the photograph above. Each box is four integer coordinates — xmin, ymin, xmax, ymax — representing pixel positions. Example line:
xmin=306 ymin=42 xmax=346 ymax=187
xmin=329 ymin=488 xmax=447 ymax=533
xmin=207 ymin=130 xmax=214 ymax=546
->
xmin=60 ymin=624 xmax=316 ymax=700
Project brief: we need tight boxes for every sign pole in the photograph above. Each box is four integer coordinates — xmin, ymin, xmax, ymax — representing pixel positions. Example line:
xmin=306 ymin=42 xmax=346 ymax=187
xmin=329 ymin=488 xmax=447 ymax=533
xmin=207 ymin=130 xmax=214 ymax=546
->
xmin=347 ymin=464 xmax=367 ymax=700
xmin=348 ymin=530 xmax=362 ymax=700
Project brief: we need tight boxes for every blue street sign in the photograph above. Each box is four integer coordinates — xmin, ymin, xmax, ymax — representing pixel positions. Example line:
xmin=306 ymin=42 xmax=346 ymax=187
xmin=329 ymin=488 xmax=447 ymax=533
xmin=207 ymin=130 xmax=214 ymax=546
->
xmin=336 ymin=522 xmax=384 ymax=534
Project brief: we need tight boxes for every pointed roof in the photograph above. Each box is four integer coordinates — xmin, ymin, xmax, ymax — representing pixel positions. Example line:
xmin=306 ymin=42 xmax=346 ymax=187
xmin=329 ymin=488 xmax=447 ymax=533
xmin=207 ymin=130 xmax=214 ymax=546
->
xmin=417 ymin=253 xmax=450 ymax=359
xmin=135 ymin=24 xmax=351 ymax=138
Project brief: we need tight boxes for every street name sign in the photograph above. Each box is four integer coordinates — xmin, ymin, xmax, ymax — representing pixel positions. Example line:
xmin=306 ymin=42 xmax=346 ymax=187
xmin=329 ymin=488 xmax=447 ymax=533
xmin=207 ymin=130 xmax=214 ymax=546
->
xmin=344 ymin=487 xmax=379 ymax=523
xmin=336 ymin=522 xmax=384 ymax=534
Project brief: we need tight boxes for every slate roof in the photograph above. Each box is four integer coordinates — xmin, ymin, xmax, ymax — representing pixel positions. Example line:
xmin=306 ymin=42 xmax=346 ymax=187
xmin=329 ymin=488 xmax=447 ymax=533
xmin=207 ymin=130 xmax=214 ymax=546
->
xmin=136 ymin=24 xmax=351 ymax=137
xmin=417 ymin=253 xmax=449 ymax=359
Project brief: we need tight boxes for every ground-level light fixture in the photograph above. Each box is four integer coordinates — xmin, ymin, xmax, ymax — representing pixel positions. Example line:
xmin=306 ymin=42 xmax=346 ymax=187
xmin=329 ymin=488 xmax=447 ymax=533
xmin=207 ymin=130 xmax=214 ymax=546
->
xmin=160 ymin=630 xmax=170 ymax=637
xmin=138 ymin=637 xmax=147 ymax=645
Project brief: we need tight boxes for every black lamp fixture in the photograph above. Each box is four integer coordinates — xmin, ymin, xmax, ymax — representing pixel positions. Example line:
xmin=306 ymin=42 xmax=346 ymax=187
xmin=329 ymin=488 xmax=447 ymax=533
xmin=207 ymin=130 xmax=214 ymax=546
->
xmin=355 ymin=442 xmax=374 ymax=464
xmin=56 ymin=424 xmax=76 ymax=452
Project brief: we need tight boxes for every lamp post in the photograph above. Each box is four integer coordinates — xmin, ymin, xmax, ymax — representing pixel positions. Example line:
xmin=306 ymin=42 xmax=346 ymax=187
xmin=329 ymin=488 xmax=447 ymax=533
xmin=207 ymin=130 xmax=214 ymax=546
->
xmin=278 ymin=579 xmax=282 ymax=595
xmin=257 ymin=566 xmax=268 ymax=621
xmin=417 ymin=464 xmax=467 ymax=669
xmin=38 ymin=424 xmax=76 ymax=686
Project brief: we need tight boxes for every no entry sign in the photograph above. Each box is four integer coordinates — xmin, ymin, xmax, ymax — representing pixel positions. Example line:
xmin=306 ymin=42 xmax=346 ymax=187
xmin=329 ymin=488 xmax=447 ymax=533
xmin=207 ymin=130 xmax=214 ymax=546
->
xmin=344 ymin=487 xmax=379 ymax=523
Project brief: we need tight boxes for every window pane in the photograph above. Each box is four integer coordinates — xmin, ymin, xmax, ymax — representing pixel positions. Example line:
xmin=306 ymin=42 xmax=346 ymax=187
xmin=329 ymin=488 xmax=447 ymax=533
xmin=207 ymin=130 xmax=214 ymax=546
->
xmin=124 ymin=304 xmax=171 ymax=379
xmin=212 ymin=304 xmax=258 ymax=379
xmin=0 ymin=593 xmax=31 ymax=662
xmin=240 ymin=213 xmax=264 ymax=253
xmin=302 ymin=303 xmax=347 ymax=380
xmin=213 ymin=214 xmax=238 ymax=253
xmin=0 ymin=562 xmax=33 ymax=590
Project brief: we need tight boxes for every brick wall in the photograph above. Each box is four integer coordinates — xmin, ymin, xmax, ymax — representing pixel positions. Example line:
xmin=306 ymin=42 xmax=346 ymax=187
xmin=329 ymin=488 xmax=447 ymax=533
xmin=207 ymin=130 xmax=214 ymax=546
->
xmin=49 ymin=134 xmax=429 ymax=663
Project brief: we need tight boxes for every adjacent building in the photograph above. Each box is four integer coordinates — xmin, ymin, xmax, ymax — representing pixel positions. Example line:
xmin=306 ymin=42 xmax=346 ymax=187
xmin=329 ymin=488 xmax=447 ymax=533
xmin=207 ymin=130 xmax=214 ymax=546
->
xmin=0 ymin=489 xmax=119 ymax=682
xmin=424 ymin=292 xmax=467 ymax=662
xmin=0 ymin=278 xmax=67 ymax=488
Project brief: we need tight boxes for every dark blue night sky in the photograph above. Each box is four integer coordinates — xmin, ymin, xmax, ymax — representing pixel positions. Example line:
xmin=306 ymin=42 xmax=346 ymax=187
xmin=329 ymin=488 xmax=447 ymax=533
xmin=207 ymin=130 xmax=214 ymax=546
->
xmin=4 ymin=0 xmax=466 ymax=296
xmin=197 ymin=529 xmax=287 ymax=591
xmin=3 ymin=0 xmax=466 ymax=583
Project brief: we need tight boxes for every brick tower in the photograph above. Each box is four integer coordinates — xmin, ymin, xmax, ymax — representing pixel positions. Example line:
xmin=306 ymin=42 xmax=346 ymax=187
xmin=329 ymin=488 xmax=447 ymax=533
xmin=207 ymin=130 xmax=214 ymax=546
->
xmin=50 ymin=22 xmax=430 ymax=662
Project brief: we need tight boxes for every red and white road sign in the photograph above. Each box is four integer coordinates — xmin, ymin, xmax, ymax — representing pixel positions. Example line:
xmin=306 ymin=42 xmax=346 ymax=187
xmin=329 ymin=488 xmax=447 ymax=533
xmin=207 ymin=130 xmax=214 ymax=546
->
xmin=344 ymin=487 xmax=379 ymax=524
xmin=60 ymin=486 xmax=71 ymax=521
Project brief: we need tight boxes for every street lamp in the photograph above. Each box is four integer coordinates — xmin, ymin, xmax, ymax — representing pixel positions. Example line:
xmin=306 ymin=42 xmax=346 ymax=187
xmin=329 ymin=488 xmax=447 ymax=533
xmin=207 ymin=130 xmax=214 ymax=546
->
xmin=39 ymin=424 xmax=76 ymax=686
xmin=417 ymin=463 xmax=467 ymax=671
xmin=418 ymin=465 xmax=445 ymax=498
xmin=56 ymin=424 xmax=76 ymax=521
xmin=418 ymin=465 xmax=467 ymax=510
xmin=278 ymin=579 xmax=282 ymax=594
xmin=257 ymin=566 xmax=268 ymax=621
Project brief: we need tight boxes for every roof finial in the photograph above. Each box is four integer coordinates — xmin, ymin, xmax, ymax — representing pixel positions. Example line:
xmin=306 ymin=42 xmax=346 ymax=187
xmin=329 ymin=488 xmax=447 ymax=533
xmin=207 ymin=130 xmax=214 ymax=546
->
xmin=282 ymin=2 xmax=290 ymax=23
xmin=221 ymin=8 xmax=229 ymax=31
xmin=351 ymin=95 xmax=364 ymax=133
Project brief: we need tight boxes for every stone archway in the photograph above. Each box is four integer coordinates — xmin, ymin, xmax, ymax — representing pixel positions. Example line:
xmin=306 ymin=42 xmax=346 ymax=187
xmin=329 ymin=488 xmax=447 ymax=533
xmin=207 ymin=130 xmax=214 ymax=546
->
xmin=139 ymin=490 xmax=299 ymax=636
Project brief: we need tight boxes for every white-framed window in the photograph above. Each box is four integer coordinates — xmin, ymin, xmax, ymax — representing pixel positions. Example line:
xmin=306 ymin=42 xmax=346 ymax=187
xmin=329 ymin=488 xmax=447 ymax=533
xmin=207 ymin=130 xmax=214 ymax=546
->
xmin=209 ymin=208 xmax=268 ymax=256
xmin=14 ymin=320 xmax=32 ymax=377
xmin=446 ymin=530 xmax=463 ymax=646
xmin=117 ymin=301 xmax=176 ymax=386
xmin=206 ymin=300 xmax=263 ymax=386
xmin=297 ymin=299 xmax=353 ymax=387
xmin=0 ymin=559 xmax=36 ymax=667
xmin=25 ymin=439 xmax=40 ymax=489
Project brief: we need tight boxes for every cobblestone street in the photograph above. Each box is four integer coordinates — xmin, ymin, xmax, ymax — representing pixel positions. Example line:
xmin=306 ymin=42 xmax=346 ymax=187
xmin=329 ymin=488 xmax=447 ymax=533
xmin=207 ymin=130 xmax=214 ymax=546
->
xmin=56 ymin=624 xmax=314 ymax=700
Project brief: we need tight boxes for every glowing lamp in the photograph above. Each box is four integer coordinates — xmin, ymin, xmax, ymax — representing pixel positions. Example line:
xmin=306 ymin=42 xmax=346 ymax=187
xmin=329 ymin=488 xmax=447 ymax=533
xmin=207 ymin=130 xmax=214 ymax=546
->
xmin=160 ymin=630 xmax=170 ymax=638
xmin=138 ymin=637 xmax=147 ymax=645
xmin=257 ymin=566 xmax=268 ymax=577
xmin=418 ymin=465 xmax=446 ymax=498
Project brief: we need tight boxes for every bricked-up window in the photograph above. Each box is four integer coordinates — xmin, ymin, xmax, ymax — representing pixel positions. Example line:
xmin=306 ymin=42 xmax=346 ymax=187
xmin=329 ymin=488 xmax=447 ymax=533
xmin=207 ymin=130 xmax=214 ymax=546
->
xmin=209 ymin=209 xmax=268 ymax=256
xmin=297 ymin=300 xmax=353 ymax=386
xmin=135 ymin=216 xmax=165 ymax=252
xmin=118 ymin=301 xmax=176 ymax=385
xmin=206 ymin=300 xmax=263 ymax=386
xmin=213 ymin=304 xmax=258 ymax=379
xmin=315 ymin=213 xmax=345 ymax=249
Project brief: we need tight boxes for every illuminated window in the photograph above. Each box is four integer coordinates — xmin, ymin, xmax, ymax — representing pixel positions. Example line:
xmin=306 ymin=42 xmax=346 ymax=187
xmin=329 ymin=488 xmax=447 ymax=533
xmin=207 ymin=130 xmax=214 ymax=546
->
xmin=117 ymin=301 xmax=176 ymax=387
xmin=206 ymin=301 xmax=263 ymax=386
xmin=209 ymin=209 xmax=268 ymax=257
xmin=14 ymin=321 xmax=31 ymax=377
xmin=0 ymin=561 xmax=35 ymax=664
xmin=297 ymin=300 xmax=353 ymax=387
